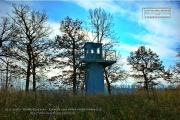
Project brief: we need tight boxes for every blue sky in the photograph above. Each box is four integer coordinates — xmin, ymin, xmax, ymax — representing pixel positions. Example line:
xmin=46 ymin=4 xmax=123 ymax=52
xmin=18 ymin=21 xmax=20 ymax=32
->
xmin=0 ymin=0 xmax=180 ymax=71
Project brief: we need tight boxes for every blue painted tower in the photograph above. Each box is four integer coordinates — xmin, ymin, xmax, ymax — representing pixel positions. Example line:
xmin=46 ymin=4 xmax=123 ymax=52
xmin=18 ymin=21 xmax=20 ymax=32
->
xmin=79 ymin=42 xmax=116 ymax=95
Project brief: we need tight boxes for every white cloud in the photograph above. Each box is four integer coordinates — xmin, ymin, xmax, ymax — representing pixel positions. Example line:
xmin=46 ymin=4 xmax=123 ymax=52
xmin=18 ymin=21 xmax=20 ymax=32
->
xmin=118 ymin=43 xmax=139 ymax=52
xmin=132 ymin=3 xmax=180 ymax=43
xmin=47 ymin=21 xmax=60 ymax=39
xmin=0 ymin=1 xmax=40 ymax=18
xmin=74 ymin=0 xmax=127 ymax=15
xmin=123 ymin=2 xmax=180 ymax=67
xmin=146 ymin=45 xmax=177 ymax=59
xmin=129 ymin=34 xmax=178 ymax=57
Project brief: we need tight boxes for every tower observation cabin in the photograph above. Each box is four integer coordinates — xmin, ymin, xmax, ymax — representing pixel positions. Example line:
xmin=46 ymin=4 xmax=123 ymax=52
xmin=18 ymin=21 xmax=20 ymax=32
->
xmin=79 ymin=42 xmax=116 ymax=95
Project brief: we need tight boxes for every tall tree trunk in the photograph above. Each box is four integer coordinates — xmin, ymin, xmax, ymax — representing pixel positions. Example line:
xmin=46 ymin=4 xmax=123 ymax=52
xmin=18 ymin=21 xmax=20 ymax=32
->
xmin=26 ymin=44 xmax=32 ymax=92
xmin=5 ymin=62 xmax=9 ymax=90
xmin=104 ymin=67 xmax=111 ymax=94
xmin=97 ymin=27 xmax=100 ymax=43
xmin=32 ymin=53 xmax=36 ymax=92
xmin=143 ymin=71 xmax=148 ymax=92
xmin=72 ymin=39 xmax=77 ymax=94
xmin=73 ymin=67 xmax=77 ymax=94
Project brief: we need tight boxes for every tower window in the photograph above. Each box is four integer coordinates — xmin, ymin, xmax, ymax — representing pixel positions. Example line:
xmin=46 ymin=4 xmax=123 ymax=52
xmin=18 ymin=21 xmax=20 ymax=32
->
xmin=91 ymin=49 xmax=94 ymax=54
xmin=97 ymin=48 xmax=100 ymax=54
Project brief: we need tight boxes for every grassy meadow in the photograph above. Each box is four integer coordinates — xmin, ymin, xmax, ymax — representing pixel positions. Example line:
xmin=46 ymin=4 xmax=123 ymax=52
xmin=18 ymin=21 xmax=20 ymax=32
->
xmin=0 ymin=89 xmax=180 ymax=120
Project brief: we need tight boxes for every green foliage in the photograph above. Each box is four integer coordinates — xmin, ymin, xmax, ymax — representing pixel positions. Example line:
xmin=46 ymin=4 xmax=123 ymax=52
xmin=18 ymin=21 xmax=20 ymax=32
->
xmin=0 ymin=90 xmax=180 ymax=120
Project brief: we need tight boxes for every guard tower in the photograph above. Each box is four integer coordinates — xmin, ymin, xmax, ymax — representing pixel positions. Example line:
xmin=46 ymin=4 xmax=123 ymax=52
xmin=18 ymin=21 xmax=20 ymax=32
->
xmin=79 ymin=42 xmax=116 ymax=95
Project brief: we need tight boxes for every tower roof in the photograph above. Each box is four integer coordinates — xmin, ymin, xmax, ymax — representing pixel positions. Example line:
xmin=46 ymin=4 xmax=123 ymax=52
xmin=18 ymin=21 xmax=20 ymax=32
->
xmin=84 ymin=42 xmax=102 ymax=48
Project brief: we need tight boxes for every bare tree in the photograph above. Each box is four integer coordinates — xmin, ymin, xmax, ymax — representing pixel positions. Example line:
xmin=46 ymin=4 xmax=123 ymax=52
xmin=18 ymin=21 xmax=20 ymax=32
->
xmin=0 ymin=17 xmax=11 ymax=48
xmin=168 ymin=45 xmax=180 ymax=84
xmin=89 ymin=7 xmax=115 ymax=43
xmin=127 ymin=46 xmax=164 ymax=92
xmin=0 ymin=16 xmax=20 ymax=90
xmin=0 ymin=56 xmax=12 ymax=89
xmin=31 ymin=39 xmax=52 ymax=91
xmin=55 ymin=16 xmax=87 ymax=94
xmin=173 ymin=46 xmax=180 ymax=76
xmin=104 ymin=52 xmax=127 ymax=94
xmin=8 ymin=4 xmax=51 ymax=92
xmin=0 ymin=17 xmax=19 ymax=50
xmin=0 ymin=44 xmax=25 ymax=90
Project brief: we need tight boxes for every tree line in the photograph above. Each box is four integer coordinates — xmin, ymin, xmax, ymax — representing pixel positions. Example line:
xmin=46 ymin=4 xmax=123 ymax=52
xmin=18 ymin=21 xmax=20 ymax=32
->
xmin=0 ymin=4 xmax=179 ymax=94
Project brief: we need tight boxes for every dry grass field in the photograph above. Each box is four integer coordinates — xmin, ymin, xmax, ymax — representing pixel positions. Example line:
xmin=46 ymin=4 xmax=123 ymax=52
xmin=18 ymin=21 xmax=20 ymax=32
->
xmin=0 ymin=89 xmax=180 ymax=120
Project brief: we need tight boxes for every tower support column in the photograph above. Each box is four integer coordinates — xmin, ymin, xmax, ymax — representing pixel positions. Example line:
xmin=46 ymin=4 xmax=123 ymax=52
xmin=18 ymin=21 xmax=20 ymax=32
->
xmin=86 ymin=63 xmax=104 ymax=95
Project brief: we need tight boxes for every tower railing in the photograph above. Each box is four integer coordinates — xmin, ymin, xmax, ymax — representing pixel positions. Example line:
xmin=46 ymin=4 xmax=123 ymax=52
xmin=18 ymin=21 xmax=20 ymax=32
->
xmin=103 ymin=49 xmax=116 ymax=61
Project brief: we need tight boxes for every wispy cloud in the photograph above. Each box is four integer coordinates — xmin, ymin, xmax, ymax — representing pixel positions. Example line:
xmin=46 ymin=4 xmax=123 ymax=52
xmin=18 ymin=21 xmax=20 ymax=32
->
xmin=74 ymin=0 xmax=127 ymax=14
xmin=0 ymin=1 xmax=44 ymax=17
xmin=129 ymin=34 xmax=178 ymax=56
xmin=74 ymin=1 xmax=180 ymax=68
xmin=48 ymin=21 xmax=60 ymax=39
xmin=128 ymin=3 xmax=180 ymax=60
